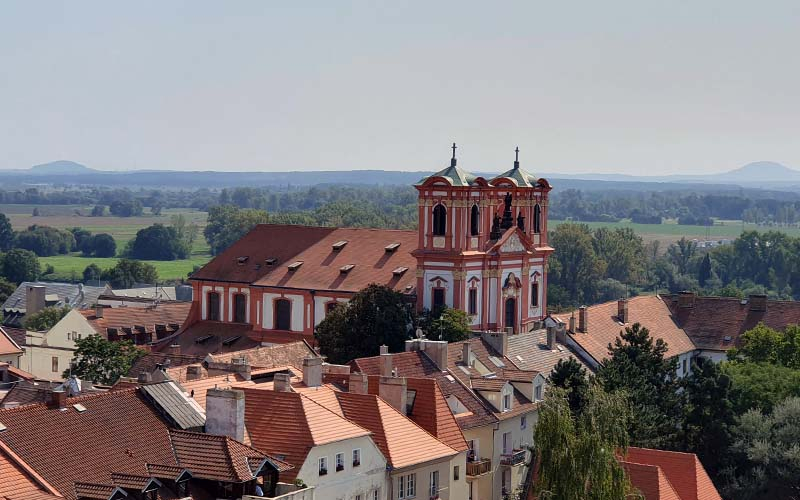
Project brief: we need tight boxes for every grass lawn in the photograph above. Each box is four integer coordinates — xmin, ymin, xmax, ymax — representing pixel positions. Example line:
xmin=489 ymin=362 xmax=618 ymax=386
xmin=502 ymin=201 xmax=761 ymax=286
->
xmin=40 ymin=253 xmax=211 ymax=282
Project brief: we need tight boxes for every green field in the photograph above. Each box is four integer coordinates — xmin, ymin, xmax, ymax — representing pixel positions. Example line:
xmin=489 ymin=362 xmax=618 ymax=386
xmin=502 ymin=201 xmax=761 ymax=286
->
xmin=39 ymin=254 xmax=211 ymax=282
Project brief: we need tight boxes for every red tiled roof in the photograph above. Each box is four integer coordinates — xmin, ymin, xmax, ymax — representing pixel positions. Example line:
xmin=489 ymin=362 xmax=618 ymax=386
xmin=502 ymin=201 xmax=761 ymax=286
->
xmin=0 ymin=328 xmax=22 ymax=357
xmin=0 ymin=441 xmax=60 ymax=500
xmin=335 ymin=391 xmax=458 ymax=469
xmin=169 ymin=429 xmax=278 ymax=481
xmin=622 ymin=461 xmax=681 ymax=500
xmin=558 ymin=296 xmax=696 ymax=364
xmin=622 ymin=447 xmax=722 ymax=500
xmin=662 ymin=294 xmax=800 ymax=351
xmin=152 ymin=321 xmax=265 ymax=357
xmin=0 ymin=327 xmax=26 ymax=348
xmin=126 ymin=352 xmax=206 ymax=380
xmin=79 ymin=302 xmax=190 ymax=338
xmin=0 ymin=364 xmax=36 ymax=382
xmin=252 ymin=227 xmax=418 ymax=293
xmin=470 ymin=378 xmax=508 ymax=391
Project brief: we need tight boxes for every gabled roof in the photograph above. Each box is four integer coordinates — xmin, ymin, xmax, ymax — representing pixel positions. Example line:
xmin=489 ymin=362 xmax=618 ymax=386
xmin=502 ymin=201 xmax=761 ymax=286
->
xmin=335 ymin=391 xmax=458 ymax=469
xmin=662 ymin=294 xmax=800 ymax=351
xmin=152 ymin=321 xmax=265 ymax=357
xmin=0 ymin=441 xmax=61 ymax=500
xmin=0 ymin=327 xmax=26 ymax=348
xmin=79 ymin=303 xmax=191 ymax=338
xmin=507 ymin=328 xmax=589 ymax=376
xmin=557 ymin=296 xmax=696 ymax=365
xmin=126 ymin=352 xmax=206 ymax=381
xmin=621 ymin=447 xmax=722 ymax=500
xmin=2 ymin=282 xmax=109 ymax=315
xmin=0 ymin=328 xmax=22 ymax=357
xmin=241 ymin=387 xmax=371 ymax=480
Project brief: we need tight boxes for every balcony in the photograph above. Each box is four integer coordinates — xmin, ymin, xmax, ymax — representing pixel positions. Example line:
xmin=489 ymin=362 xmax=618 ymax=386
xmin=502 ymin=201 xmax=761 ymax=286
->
xmin=500 ymin=449 xmax=526 ymax=466
xmin=466 ymin=458 xmax=492 ymax=477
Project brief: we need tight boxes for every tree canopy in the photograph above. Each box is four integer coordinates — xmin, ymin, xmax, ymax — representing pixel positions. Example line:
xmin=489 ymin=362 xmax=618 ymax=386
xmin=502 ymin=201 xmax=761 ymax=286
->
xmin=417 ymin=307 xmax=472 ymax=343
xmin=204 ymin=205 xmax=270 ymax=255
xmin=14 ymin=225 xmax=75 ymax=256
xmin=66 ymin=335 xmax=146 ymax=385
xmin=0 ymin=213 xmax=14 ymax=252
xmin=1 ymin=248 xmax=41 ymax=283
xmin=23 ymin=306 xmax=71 ymax=331
xmin=128 ymin=224 xmax=189 ymax=260
xmin=549 ymin=357 xmax=591 ymax=415
xmin=100 ymin=259 xmax=158 ymax=288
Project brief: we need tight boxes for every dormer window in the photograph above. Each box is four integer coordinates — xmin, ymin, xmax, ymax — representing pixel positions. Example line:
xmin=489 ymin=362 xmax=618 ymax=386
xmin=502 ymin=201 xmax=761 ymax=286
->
xmin=433 ymin=204 xmax=447 ymax=236
xmin=288 ymin=261 xmax=303 ymax=271
xmin=534 ymin=382 xmax=543 ymax=402
xmin=332 ymin=240 xmax=348 ymax=251
xmin=385 ymin=243 xmax=400 ymax=253
xmin=502 ymin=392 xmax=512 ymax=411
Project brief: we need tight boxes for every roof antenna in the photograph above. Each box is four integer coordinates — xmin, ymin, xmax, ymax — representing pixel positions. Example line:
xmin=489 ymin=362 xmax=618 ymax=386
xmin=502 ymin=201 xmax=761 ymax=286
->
xmin=514 ymin=147 xmax=520 ymax=170
xmin=451 ymin=142 xmax=457 ymax=167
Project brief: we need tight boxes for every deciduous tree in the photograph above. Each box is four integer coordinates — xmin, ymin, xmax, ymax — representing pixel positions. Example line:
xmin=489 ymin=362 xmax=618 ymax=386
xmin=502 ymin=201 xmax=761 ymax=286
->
xmin=65 ymin=335 xmax=146 ymax=385
xmin=1 ymin=248 xmax=41 ymax=283
xmin=24 ymin=306 xmax=71 ymax=331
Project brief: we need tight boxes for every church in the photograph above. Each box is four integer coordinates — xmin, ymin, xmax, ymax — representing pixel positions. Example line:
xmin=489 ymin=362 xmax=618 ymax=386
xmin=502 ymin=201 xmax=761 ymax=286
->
xmin=183 ymin=145 xmax=553 ymax=344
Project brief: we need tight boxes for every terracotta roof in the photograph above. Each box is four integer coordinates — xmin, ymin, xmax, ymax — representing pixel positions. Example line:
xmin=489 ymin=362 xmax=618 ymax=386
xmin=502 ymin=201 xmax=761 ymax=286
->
xmin=0 ymin=328 xmax=22 ymax=357
xmin=558 ymin=296 xmax=697 ymax=364
xmin=469 ymin=378 xmax=508 ymax=391
xmin=0 ymin=441 xmax=60 ymax=500
xmin=242 ymin=387 xmax=371 ymax=480
xmin=622 ymin=447 xmax=722 ymax=500
xmin=0 ymin=364 xmax=35 ymax=382
xmin=177 ymin=373 xmax=255 ymax=409
xmin=662 ymin=294 xmax=800 ymax=351
xmin=191 ymin=224 xmax=337 ymax=283
xmin=252 ymin=227 xmax=418 ymax=293
xmin=335 ymin=391 xmax=458 ymax=469
xmin=126 ymin=352 xmax=205 ymax=380
xmin=152 ymin=321 xmax=265 ymax=357
xmin=1 ymin=381 xmax=59 ymax=408
xmin=353 ymin=351 xmax=498 ymax=430
xmin=506 ymin=328 xmax=589 ymax=375
xmin=0 ymin=327 xmax=26 ymax=348
xmin=622 ymin=460 xmax=681 ymax=500
xmin=80 ymin=303 xmax=190 ymax=339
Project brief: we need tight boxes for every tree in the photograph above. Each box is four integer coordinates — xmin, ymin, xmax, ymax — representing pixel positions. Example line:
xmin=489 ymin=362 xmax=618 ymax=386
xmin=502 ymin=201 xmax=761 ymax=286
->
xmin=23 ymin=305 xmax=71 ymax=331
xmin=91 ymin=204 xmax=105 ymax=217
xmin=533 ymin=385 xmax=633 ymax=500
xmin=728 ymin=323 xmax=800 ymax=369
xmin=597 ymin=323 xmax=683 ymax=449
xmin=128 ymin=224 xmax=188 ymax=260
xmin=548 ymin=223 xmax=607 ymax=307
xmin=109 ymin=199 xmax=144 ymax=217
xmin=592 ymin=227 xmax=644 ymax=285
xmin=549 ymin=357 xmax=591 ymax=415
xmin=65 ymin=335 xmax=146 ymax=385
xmin=698 ymin=253 xmax=712 ymax=288
xmin=2 ymin=248 xmax=41 ymax=283
xmin=723 ymin=361 xmax=800 ymax=414
xmin=70 ymin=227 xmax=93 ymax=252
xmin=83 ymin=263 xmax=102 ymax=283
xmin=170 ymin=213 xmax=199 ymax=250
xmin=0 ymin=277 xmax=17 ymax=304
xmin=417 ymin=307 xmax=472 ymax=343
xmin=15 ymin=225 xmax=76 ymax=256
xmin=90 ymin=233 xmax=117 ymax=258
xmin=667 ymin=237 xmax=697 ymax=275
xmin=0 ymin=213 xmax=14 ymax=251
xmin=681 ymin=357 xmax=736 ymax=477
xmin=204 ymin=205 xmax=270 ymax=255
xmin=100 ymin=259 xmax=158 ymax=288
xmin=315 ymin=284 xmax=412 ymax=364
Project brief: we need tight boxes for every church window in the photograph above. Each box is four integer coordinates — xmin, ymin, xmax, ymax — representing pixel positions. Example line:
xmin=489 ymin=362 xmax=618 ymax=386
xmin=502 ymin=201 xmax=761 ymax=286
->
xmin=432 ymin=288 xmax=445 ymax=311
xmin=531 ymin=282 xmax=539 ymax=307
xmin=207 ymin=292 xmax=220 ymax=321
xmin=433 ymin=204 xmax=447 ymax=236
xmin=233 ymin=293 xmax=247 ymax=323
xmin=533 ymin=204 xmax=542 ymax=234
xmin=468 ymin=289 xmax=478 ymax=315
xmin=275 ymin=299 xmax=291 ymax=330
xmin=470 ymin=204 xmax=480 ymax=236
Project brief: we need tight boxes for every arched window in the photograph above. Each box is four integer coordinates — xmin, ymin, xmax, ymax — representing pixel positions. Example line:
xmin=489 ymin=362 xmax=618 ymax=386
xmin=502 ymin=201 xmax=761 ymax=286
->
xmin=433 ymin=204 xmax=447 ymax=236
xmin=470 ymin=204 xmax=480 ymax=236
xmin=274 ymin=299 xmax=292 ymax=331
xmin=207 ymin=292 xmax=220 ymax=321
xmin=530 ymin=282 xmax=539 ymax=307
xmin=505 ymin=298 xmax=516 ymax=330
xmin=533 ymin=204 xmax=542 ymax=234
xmin=233 ymin=293 xmax=247 ymax=323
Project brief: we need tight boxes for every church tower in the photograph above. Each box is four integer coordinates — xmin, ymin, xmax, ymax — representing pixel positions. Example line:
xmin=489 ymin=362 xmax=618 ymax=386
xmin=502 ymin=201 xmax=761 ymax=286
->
xmin=413 ymin=144 xmax=553 ymax=332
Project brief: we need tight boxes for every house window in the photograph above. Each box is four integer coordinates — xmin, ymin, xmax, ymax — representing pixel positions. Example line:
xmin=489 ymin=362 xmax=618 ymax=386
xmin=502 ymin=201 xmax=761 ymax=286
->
xmin=355 ymin=496 xmax=361 ymax=500
xmin=207 ymin=292 xmax=220 ymax=321
xmin=398 ymin=473 xmax=416 ymax=499
xmin=432 ymin=204 xmax=447 ymax=236
xmin=533 ymin=204 xmax=542 ymax=234
xmin=335 ymin=452 xmax=344 ymax=472
xmin=682 ymin=358 xmax=688 ymax=375
xmin=352 ymin=448 xmax=361 ymax=467
xmin=372 ymin=490 xmax=379 ymax=500
xmin=530 ymin=282 xmax=539 ymax=307
xmin=233 ymin=293 xmax=247 ymax=323
xmin=470 ymin=204 xmax=480 ymax=236
xmin=432 ymin=288 xmax=445 ymax=312
xmin=275 ymin=299 xmax=291 ymax=331
xmin=51 ymin=356 xmax=58 ymax=373
xmin=502 ymin=392 xmax=512 ymax=412
xmin=534 ymin=383 xmax=543 ymax=401
xmin=521 ymin=415 xmax=527 ymax=430
xmin=468 ymin=289 xmax=477 ymax=315
xmin=454 ymin=465 xmax=460 ymax=481
xmin=467 ymin=439 xmax=478 ymax=462
xmin=318 ymin=457 xmax=328 ymax=475
xmin=502 ymin=432 xmax=512 ymax=454
xmin=429 ymin=470 xmax=439 ymax=497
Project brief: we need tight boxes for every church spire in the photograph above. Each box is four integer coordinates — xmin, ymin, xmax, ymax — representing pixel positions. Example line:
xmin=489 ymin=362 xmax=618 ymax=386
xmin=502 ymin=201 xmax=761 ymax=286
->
xmin=513 ymin=146 xmax=520 ymax=170
xmin=451 ymin=142 xmax=458 ymax=167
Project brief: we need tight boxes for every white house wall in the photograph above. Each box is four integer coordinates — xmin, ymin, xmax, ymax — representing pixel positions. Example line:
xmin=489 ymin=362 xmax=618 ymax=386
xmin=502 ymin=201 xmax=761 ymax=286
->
xmin=296 ymin=436 xmax=386 ymax=500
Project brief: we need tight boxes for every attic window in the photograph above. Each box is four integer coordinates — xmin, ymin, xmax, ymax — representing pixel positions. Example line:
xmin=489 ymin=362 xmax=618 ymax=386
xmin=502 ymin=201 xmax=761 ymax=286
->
xmin=222 ymin=335 xmax=241 ymax=346
xmin=195 ymin=334 xmax=214 ymax=344
xmin=265 ymin=258 xmax=278 ymax=266
xmin=444 ymin=374 xmax=456 ymax=383
xmin=0 ymin=422 xmax=6 ymax=432
xmin=332 ymin=240 xmax=348 ymax=251
xmin=392 ymin=267 xmax=408 ymax=276
xmin=723 ymin=335 xmax=733 ymax=342
xmin=73 ymin=403 xmax=87 ymax=413
xmin=385 ymin=243 xmax=400 ymax=253
xmin=340 ymin=264 xmax=355 ymax=274
xmin=237 ymin=256 xmax=249 ymax=265
xmin=288 ymin=261 xmax=303 ymax=271
xmin=488 ymin=356 xmax=506 ymax=368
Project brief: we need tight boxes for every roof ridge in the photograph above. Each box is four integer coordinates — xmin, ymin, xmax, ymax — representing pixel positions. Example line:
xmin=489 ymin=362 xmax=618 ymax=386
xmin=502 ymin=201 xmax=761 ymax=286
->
xmin=0 ymin=386 xmax=140 ymax=414
xmin=299 ymin=391 xmax=372 ymax=440
xmin=0 ymin=439 xmax=62 ymax=496
xmin=372 ymin=393 xmax=458 ymax=454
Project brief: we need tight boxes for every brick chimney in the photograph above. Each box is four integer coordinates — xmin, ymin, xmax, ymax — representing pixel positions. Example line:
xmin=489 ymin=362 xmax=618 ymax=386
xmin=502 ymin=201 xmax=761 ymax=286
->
xmin=349 ymin=372 xmax=369 ymax=394
xmin=380 ymin=353 xmax=393 ymax=377
xmin=26 ymin=285 xmax=46 ymax=318
xmin=749 ymin=294 xmax=768 ymax=312
xmin=405 ymin=339 xmax=448 ymax=371
xmin=379 ymin=376 xmax=408 ymax=415
xmin=617 ymin=299 xmax=629 ymax=323
xmin=302 ymin=357 xmax=323 ymax=387
xmin=481 ymin=331 xmax=508 ymax=357
xmin=46 ymin=389 xmax=67 ymax=410
xmin=95 ymin=305 xmax=104 ymax=319
xmin=546 ymin=326 xmax=556 ymax=350
xmin=578 ymin=306 xmax=588 ymax=333
xmin=186 ymin=365 xmax=202 ymax=381
xmin=168 ymin=344 xmax=181 ymax=356
xmin=568 ymin=313 xmax=576 ymax=333
xmin=205 ymin=388 xmax=245 ymax=442
xmin=678 ymin=291 xmax=695 ymax=309
xmin=273 ymin=372 xmax=292 ymax=392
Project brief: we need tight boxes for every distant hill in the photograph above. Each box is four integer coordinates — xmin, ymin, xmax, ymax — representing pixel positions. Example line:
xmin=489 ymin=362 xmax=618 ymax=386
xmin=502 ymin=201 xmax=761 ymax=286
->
xmin=27 ymin=160 xmax=96 ymax=175
xmin=718 ymin=161 xmax=800 ymax=182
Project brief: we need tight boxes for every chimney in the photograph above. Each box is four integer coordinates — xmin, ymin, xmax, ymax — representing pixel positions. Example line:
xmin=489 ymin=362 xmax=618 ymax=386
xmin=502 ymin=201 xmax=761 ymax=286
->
xmin=46 ymin=389 xmax=67 ymax=410
xmin=186 ymin=365 xmax=202 ymax=381
xmin=555 ymin=322 xmax=568 ymax=344
xmin=26 ymin=285 xmax=46 ymax=317
xmin=578 ymin=306 xmax=588 ymax=333
xmin=205 ymin=388 xmax=245 ymax=442
xmin=137 ymin=372 xmax=153 ymax=384
xmin=749 ymin=294 xmax=768 ymax=312
xmin=379 ymin=376 xmax=408 ymax=415
xmin=678 ymin=291 xmax=695 ymax=309
xmin=462 ymin=343 xmax=471 ymax=367
xmin=349 ymin=372 xmax=369 ymax=394
xmin=302 ymin=357 xmax=323 ymax=388
xmin=380 ymin=353 xmax=393 ymax=377
xmin=569 ymin=313 xmax=576 ymax=333
xmin=273 ymin=372 xmax=292 ymax=392
xmin=481 ymin=330 xmax=508 ymax=357
xmin=506 ymin=326 xmax=514 ymax=336
xmin=617 ymin=298 xmax=629 ymax=323
xmin=95 ymin=305 xmax=104 ymax=319
xmin=379 ymin=345 xmax=389 ymax=355
xmin=407 ymin=339 xmax=448 ymax=371
xmin=168 ymin=344 xmax=181 ymax=356
xmin=546 ymin=326 xmax=556 ymax=350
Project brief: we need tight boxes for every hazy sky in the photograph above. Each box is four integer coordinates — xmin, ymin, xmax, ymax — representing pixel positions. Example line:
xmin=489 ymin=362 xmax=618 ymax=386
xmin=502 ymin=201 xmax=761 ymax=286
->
xmin=1 ymin=1 xmax=798 ymax=174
